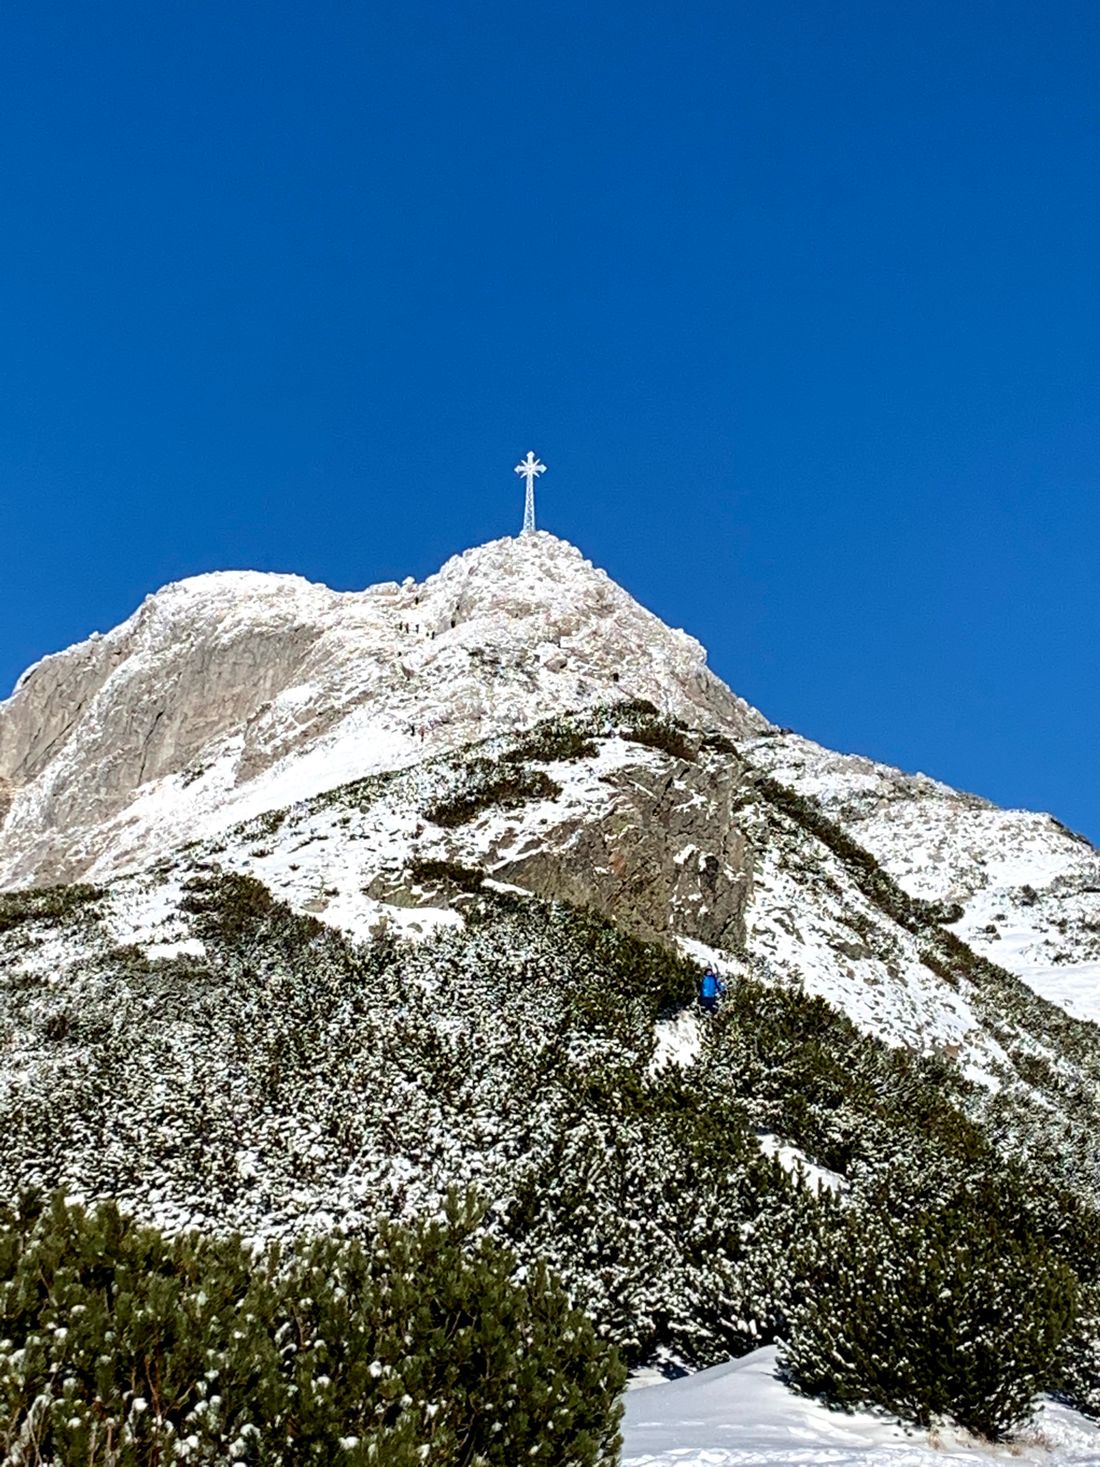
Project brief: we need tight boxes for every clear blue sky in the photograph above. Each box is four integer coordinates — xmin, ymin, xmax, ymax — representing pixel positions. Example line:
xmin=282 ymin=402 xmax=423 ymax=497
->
xmin=2 ymin=2 xmax=1098 ymax=838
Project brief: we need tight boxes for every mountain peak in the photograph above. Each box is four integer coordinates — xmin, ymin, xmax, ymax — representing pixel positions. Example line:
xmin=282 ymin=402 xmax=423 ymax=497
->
xmin=0 ymin=536 xmax=765 ymax=888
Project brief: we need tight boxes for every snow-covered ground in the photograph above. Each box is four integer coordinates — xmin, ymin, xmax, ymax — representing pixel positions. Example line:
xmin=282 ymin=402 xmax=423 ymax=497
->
xmin=747 ymin=732 xmax=1100 ymax=1025
xmin=622 ymin=1348 xmax=1100 ymax=1467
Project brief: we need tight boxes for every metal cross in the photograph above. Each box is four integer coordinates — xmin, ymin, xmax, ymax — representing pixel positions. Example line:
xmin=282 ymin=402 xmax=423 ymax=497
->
xmin=514 ymin=451 xmax=546 ymax=535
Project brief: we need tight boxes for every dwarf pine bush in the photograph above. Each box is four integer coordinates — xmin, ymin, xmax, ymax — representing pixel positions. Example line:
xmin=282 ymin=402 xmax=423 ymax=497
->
xmin=0 ymin=1190 xmax=625 ymax=1467
xmin=1055 ymin=1275 xmax=1100 ymax=1419
xmin=4 ymin=848 xmax=1100 ymax=1442
xmin=781 ymin=1175 xmax=1077 ymax=1439
xmin=0 ymin=883 xmax=103 ymax=935
xmin=425 ymin=765 xmax=561 ymax=827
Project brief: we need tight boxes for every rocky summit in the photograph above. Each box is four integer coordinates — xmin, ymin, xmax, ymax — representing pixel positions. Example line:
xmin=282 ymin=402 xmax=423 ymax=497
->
xmin=0 ymin=533 xmax=762 ymax=889
xmin=2 ymin=532 xmax=1100 ymax=1445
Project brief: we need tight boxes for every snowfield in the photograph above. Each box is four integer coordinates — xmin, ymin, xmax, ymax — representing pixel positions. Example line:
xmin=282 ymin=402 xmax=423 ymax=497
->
xmin=623 ymin=1348 xmax=1100 ymax=1467
xmin=748 ymin=732 xmax=1100 ymax=1024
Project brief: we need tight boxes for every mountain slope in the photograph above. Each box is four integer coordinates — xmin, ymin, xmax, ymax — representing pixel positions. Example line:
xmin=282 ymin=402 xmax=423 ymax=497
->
xmin=0 ymin=534 xmax=762 ymax=889
xmin=3 ymin=534 xmax=1100 ymax=1440
xmin=749 ymin=731 xmax=1100 ymax=1024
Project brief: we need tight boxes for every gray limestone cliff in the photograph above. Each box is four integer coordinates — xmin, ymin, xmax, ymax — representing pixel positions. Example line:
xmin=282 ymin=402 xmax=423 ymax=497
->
xmin=0 ymin=535 xmax=767 ymax=889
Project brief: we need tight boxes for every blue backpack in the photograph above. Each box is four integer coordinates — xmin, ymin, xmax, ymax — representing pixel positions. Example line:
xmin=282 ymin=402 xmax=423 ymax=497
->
xmin=700 ymin=971 xmax=720 ymax=1000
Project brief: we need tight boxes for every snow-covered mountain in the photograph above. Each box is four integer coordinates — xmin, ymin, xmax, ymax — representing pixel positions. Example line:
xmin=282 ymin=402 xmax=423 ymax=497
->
xmin=3 ymin=530 xmax=1100 ymax=1449
xmin=0 ymin=533 xmax=761 ymax=890
xmin=2 ymin=530 xmax=1099 ymax=1105
xmin=3 ymin=529 xmax=1096 ymax=1033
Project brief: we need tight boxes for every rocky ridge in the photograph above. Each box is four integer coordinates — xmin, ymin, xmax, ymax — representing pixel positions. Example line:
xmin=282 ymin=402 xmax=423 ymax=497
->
xmin=0 ymin=534 xmax=763 ymax=889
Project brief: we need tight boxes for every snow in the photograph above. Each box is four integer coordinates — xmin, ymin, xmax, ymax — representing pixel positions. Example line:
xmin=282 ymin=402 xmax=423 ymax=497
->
xmin=143 ymin=938 xmax=206 ymax=961
xmin=0 ymin=532 xmax=763 ymax=890
xmin=756 ymin=1133 xmax=847 ymax=1194
xmin=677 ymin=937 xmax=735 ymax=975
xmin=622 ymin=1347 xmax=1100 ymax=1467
xmin=743 ymin=827 xmax=1001 ymax=1071
xmin=650 ymin=1009 xmax=703 ymax=1074
xmin=747 ymin=732 xmax=1100 ymax=1027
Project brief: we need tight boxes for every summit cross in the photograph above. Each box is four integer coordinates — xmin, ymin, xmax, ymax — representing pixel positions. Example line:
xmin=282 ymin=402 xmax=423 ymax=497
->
xmin=514 ymin=451 xmax=546 ymax=535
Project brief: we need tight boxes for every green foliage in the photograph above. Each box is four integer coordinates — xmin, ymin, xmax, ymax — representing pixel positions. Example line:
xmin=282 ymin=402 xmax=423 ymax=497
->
xmin=607 ymin=698 xmax=658 ymax=720
xmin=0 ymin=884 xmax=103 ymax=936
xmin=508 ymin=723 xmax=599 ymax=763
xmin=0 ymin=1190 xmax=624 ymax=1467
xmin=782 ymin=1166 xmax=1078 ymax=1438
xmin=6 ymin=799 xmax=1100 ymax=1440
xmin=1057 ymin=1283 xmax=1100 ymax=1419
xmin=621 ymin=720 xmax=696 ymax=762
xmin=702 ymin=975 xmax=987 ymax=1177
xmin=407 ymin=857 xmax=485 ymax=893
xmin=180 ymin=871 xmax=323 ymax=948
xmin=425 ymin=765 xmax=561 ymax=828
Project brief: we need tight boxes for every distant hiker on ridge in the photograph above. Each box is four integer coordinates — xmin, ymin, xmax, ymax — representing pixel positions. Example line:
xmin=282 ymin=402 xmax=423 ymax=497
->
xmin=698 ymin=965 xmax=726 ymax=1016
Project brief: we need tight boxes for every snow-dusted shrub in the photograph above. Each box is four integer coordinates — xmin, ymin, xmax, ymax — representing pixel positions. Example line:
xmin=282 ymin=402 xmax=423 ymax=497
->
xmin=781 ymin=1176 xmax=1077 ymax=1439
xmin=621 ymin=719 xmax=695 ymax=762
xmin=701 ymin=973 xmax=985 ymax=1177
xmin=0 ymin=882 xmax=102 ymax=935
xmin=6 ymin=857 xmax=1096 ymax=1410
xmin=0 ymin=1190 xmax=624 ymax=1467
xmin=425 ymin=764 xmax=561 ymax=827
xmin=407 ymin=856 xmax=485 ymax=892
xmin=509 ymin=723 xmax=598 ymax=763
xmin=608 ymin=697 xmax=658 ymax=720
xmin=1057 ymin=1283 xmax=1100 ymax=1419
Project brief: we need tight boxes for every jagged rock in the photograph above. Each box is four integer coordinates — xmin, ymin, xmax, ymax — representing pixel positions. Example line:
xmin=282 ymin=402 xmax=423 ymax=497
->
xmin=490 ymin=751 xmax=751 ymax=950
xmin=0 ymin=535 xmax=765 ymax=889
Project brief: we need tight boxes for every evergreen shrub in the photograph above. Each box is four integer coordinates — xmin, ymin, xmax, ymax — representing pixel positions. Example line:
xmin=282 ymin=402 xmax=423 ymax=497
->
xmin=621 ymin=720 xmax=695 ymax=762
xmin=180 ymin=872 xmax=324 ymax=948
xmin=407 ymin=857 xmax=485 ymax=892
xmin=0 ymin=1190 xmax=624 ymax=1467
xmin=509 ymin=725 xmax=599 ymax=763
xmin=609 ymin=698 xmax=659 ymax=720
xmin=1057 ymin=1283 xmax=1100 ymax=1419
xmin=0 ymin=884 xmax=103 ymax=935
xmin=425 ymin=767 xmax=561 ymax=827
xmin=781 ymin=1185 xmax=1077 ymax=1438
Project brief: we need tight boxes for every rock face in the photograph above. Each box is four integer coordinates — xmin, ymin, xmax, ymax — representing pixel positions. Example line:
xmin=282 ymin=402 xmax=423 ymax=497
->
xmin=490 ymin=747 xmax=751 ymax=950
xmin=0 ymin=535 xmax=766 ymax=888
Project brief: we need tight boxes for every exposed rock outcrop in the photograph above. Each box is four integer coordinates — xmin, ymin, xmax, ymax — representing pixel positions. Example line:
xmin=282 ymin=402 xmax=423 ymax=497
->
xmin=0 ymin=536 xmax=767 ymax=889
xmin=490 ymin=750 xmax=751 ymax=950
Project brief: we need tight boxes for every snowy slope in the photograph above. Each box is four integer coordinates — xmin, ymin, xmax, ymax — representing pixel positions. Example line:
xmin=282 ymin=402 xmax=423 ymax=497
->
xmin=748 ymin=732 xmax=1100 ymax=1023
xmin=5 ymin=702 xmax=1099 ymax=1235
xmin=4 ymin=561 xmax=1100 ymax=1459
xmin=0 ymin=534 xmax=763 ymax=889
xmin=3 ymin=717 xmax=1012 ymax=1079
xmin=2 ymin=529 xmax=1097 ymax=1145
xmin=623 ymin=1348 xmax=1100 ymax=1467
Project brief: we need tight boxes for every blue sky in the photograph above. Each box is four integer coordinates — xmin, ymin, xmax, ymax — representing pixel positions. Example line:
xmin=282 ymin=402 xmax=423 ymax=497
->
xmin=2 ymin=1 xmax=1098 ymax=838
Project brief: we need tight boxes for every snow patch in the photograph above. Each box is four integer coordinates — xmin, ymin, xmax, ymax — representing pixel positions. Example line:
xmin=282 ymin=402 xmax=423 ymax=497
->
xmin=649 ymin=1010 xmax=702 ymax=1075
xmin=756 ymin=1133 xmax=847 ymax=1195
xmin=622 ymin=1344 xmax=1100 ymax=1466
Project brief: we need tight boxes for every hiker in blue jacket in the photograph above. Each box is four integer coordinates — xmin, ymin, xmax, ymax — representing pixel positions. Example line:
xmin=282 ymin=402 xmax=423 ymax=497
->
xmin=698 ymin=965 xmax=726 ymax=1015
